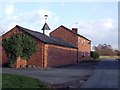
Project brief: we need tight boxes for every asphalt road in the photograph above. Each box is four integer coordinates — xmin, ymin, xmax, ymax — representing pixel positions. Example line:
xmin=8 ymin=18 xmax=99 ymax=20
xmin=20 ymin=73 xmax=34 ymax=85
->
xmin=80 ymin=59 xmax=119 ymax=88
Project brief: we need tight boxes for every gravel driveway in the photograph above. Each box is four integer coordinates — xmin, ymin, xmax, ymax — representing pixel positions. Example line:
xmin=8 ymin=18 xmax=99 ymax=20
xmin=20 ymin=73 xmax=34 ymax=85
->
xmin=2 ymin=62 xmax=97 ymax=88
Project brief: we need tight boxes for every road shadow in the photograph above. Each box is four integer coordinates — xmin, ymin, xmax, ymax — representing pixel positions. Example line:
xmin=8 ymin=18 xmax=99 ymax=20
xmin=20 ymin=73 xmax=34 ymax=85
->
xmin=54 ymin=61 xmax=98 ymax=70
xmin=55 ymin=60 xmax=119 ymax=70
xmin=2 ymin=59 xmax=119 ymax=71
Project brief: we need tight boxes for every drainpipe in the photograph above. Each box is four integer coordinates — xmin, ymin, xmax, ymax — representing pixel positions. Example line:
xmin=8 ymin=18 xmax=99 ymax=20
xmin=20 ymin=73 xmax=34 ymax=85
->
xmin=77 ymin=48 xmax=79 ymax=63
xmin=90 ymin=41 xmax=91 ymax=60
xmin=42 ymin=43 xmax=45 ymax=68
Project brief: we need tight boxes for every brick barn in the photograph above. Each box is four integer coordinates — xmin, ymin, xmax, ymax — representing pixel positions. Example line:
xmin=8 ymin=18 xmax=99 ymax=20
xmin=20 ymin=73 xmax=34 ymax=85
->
xmin=2 ymin=25 xmax=91 ymax=68
xmin=50 ymin=25 xmax=91 ymax=62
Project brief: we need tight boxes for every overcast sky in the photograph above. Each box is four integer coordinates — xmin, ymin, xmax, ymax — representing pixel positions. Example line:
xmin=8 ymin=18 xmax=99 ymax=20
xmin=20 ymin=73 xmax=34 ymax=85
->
xmin=0 ymin=0 xmax=118 ymax=50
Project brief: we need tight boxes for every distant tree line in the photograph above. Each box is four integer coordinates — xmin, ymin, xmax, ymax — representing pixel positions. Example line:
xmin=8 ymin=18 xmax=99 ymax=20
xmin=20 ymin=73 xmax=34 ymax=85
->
xmin=93 ymin=44 xmax=120 ymax=56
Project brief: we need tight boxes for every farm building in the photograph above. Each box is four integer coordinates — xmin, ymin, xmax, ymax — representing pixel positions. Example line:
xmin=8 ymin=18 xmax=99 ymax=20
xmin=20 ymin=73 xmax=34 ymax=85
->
xmin=1 ymin=24 xmax=91 ymax=68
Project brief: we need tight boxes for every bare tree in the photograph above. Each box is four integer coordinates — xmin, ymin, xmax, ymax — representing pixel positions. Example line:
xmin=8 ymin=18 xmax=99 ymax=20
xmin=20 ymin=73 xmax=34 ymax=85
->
xmin=93 ymin=44 xmax=118 ymax=56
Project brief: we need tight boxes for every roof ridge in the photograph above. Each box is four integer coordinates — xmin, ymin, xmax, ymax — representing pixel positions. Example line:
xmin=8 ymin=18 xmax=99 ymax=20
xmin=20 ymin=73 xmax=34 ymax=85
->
xmin=16 ymin=25 xmax=77 ymax=48
xmin=16 ymin=25 xmax=43 ymax=34
xmin=60 ymin=25 xmax=91 ymax=41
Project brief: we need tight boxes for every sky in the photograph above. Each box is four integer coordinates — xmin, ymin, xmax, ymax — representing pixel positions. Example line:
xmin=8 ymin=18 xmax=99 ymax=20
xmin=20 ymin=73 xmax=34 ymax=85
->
xmin=0 ymin=0 xmax=119 ymax=50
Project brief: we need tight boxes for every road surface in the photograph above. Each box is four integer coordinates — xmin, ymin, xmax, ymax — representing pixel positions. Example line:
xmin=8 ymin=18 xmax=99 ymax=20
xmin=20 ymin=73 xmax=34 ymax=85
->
xmin=81 ymin=59 xmax=119 ymax=88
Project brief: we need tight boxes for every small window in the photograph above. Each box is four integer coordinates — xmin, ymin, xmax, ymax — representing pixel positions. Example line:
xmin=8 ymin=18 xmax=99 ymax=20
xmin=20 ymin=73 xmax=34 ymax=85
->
xmin=84 ymin=51 xmax=85 ymax=56
xmin=82 ymin=50 xmax=85 ymax=57
xmin=82 ymin=39 xmax=86 ymax=46
xmin=88 ymin=52 xmax=90 ymax=56
xmin=82 ymin=50 xmax=84 ymax=56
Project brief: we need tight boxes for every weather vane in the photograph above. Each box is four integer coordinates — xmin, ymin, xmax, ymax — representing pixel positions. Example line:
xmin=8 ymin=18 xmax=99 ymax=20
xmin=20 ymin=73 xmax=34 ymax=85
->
xmin=45 ymin=15 xmax=48 ymax=22
xmin=41 ymin=15 xmax=51 ymax=34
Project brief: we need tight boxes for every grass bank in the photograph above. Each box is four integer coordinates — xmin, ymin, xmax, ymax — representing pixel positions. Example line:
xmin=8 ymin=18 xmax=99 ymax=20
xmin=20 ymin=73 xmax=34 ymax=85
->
xmin=2 ymin=73 xmax=48 ymax=88
xmin=100 ymin=56 xmax=120 ymax=60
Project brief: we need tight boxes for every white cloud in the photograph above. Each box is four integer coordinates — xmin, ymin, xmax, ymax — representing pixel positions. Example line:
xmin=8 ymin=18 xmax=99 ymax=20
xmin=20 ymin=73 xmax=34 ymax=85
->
xmin=92 ymin=8 xmax=96 ymax=12
xmin=76 ymin=18 xmax=118 ymax=49
xmin=4 ymin=4 xmax=14 ymax=16
xmin=0 ymin=26 xmax=6 ymax=36
xmin=38 ymin=9 xmax=54 ymax=19
xmin=8 ymin=16 xmax=19 ymax=20
xmin=60 ymin=2 xmax=64 ymax=6
xmin=78 ymin=18 xmax=116 ymax=38
xmin=54 ymin=17 xmax=59 ymax=22
xmin=2 ymin=8 xmax=59 ymax=36
xmin=7 ymin=22 xmax=19 ymax=30
xmin=102 ymin=19 xmax=114 ymax=29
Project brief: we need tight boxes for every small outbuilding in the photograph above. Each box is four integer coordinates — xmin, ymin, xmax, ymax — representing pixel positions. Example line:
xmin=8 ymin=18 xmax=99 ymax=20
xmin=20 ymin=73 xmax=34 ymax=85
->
xmin=2 ymin=25 xmax=78 ymax=68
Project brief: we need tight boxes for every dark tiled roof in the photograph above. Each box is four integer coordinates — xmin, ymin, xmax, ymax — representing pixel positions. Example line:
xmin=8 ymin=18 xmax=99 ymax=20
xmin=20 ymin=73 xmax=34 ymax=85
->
xmin=16 ymin=25 xmax=77 ymax=48
xmin=60 ymin=25 xmax=91 ymax=41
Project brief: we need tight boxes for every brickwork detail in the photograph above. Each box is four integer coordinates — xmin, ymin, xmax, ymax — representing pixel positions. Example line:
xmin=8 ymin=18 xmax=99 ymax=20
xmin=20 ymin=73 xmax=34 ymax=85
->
xmin=47 ymin=44 xmax=77 ymax=67
xmin=50 ymin=26 xmax=78 ymax=46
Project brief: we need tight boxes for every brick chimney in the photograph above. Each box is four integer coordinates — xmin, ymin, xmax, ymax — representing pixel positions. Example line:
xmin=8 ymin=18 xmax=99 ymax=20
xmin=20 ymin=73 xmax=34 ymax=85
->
xmin=72 ymin=28 xmax=78 ymax=34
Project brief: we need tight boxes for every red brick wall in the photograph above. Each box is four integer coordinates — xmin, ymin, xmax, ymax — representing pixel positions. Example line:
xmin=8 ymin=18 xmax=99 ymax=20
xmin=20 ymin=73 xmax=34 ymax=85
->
xmin=50 ymin=26 xmax=78 ymax=47
xmin=2 ymin=27 xmax=21 ymax=39
xmin=2 ymin=47 xmax=8 ymax=66
xmin=46 ymin=44 xmax=77 ymax=67
xmin=2 ymin=26 xmax=44 ymax=68
xmin=0 ymin=36 xmax=2 ymax=65
xmin=50 ymin=26 xmax=91 ymax=62
xmin=27 ymin=40 xmax=43 ymax=67
xmin=78 ymin=37 xmax=91 ymax=61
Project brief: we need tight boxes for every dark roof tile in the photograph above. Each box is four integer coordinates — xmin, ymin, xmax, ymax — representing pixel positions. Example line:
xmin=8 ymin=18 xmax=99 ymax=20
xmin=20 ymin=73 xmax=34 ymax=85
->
xmin=16 ymin=25 xmax=77 ymax=48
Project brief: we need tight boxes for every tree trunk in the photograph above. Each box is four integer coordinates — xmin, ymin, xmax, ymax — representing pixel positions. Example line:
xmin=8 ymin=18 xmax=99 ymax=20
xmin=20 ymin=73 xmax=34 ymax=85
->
xmin=13 ymin=56 xmax=27 ymax=68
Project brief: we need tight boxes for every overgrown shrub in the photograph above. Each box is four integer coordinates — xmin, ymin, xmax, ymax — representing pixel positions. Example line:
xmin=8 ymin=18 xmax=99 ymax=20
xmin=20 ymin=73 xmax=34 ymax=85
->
xmin=91 ymin=51 xmax=99 ymax=60
xmin=2 ymin=33 xmax=36 ymax=67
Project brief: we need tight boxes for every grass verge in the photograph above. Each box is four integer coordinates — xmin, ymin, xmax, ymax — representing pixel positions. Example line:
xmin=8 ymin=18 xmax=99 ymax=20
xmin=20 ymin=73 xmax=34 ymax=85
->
xmin=82 ymin=59 xmax=100 ymax=63
xmin=100 ymin=56 xmax=120 ymax=60
xmin=2 ymin=73 xmax=48 ymax=88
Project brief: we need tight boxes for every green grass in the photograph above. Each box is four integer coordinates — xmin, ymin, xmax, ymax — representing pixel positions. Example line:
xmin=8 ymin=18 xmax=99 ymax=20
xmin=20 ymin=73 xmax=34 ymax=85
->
xmin=82 ymin=59 xmax=100 ymax=63
xmin=0 ymin=74 xmax=2 ymax=89
xmin=2 ymin=73 xmax=48 ymax=88
xmin=100 ymin=56 xmax=120 ymax=60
